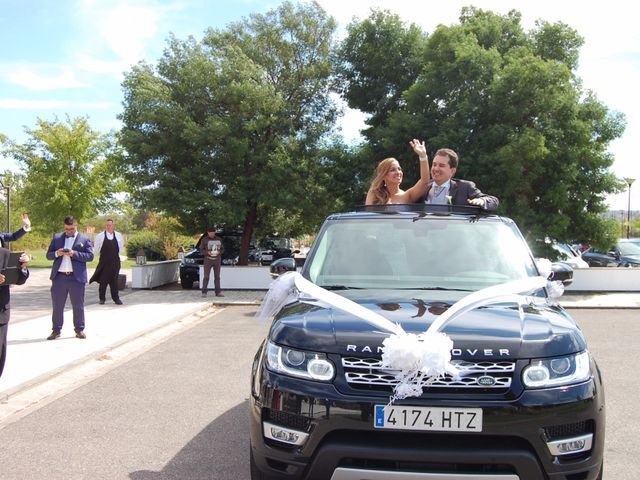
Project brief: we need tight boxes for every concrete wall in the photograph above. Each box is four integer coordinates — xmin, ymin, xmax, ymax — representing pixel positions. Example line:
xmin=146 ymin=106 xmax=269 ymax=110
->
xmin=200 ymin=265 xmax=274 ymax=290
xmin=196 ymin=265 xmax=640 ymax=293
xmin=132 ymin=260 xmax=181 ymax=289
xmin=566 ymin=267 xmax=640 ymax=292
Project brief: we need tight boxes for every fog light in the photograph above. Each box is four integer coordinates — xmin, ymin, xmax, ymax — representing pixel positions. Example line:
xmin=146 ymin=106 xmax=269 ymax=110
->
xmin=263 ymin=421 xmax=309 ymax=446
xmin=547 ymin=433 xmax=593 ymax=456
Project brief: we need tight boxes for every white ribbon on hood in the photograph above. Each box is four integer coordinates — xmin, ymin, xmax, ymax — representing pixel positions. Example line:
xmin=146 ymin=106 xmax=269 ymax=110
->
xmin=257 ymin=272 xmax=554 ymax=402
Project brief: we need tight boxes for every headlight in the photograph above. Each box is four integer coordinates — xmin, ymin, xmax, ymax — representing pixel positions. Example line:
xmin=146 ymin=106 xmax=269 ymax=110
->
xmin=184 ymin=257 xmax=196 ymax=264
xmin=522 ymin=351 xmax=591 ymax=388
xmin=266 ymin=341 xmax=335 ymax=381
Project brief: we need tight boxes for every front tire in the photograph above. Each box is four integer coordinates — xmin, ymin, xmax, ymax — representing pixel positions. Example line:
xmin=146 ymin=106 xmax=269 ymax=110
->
xmin=181 ymin=278 xmax=194 ymax=289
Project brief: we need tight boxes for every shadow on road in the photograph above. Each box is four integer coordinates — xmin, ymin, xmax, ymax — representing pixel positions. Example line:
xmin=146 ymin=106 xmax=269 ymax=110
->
xmin=129 ymin=401 xmax=250 ymax=480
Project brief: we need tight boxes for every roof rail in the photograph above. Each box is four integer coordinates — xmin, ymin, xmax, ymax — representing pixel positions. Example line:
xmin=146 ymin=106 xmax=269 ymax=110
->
xmin=354 ymin=204 xmax=489 ymax=215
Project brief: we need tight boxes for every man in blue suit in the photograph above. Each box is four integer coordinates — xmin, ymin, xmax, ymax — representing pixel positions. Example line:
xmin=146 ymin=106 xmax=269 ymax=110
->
xmin=46 ymin=216 xmax=94 ymax=340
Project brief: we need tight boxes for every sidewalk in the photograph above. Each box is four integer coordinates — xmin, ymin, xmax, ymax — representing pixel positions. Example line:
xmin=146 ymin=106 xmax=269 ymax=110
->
xmin=1 ymin=268 xmax=639 ymax=404
xmin=1 ymin=268 xmax=264 ymax=402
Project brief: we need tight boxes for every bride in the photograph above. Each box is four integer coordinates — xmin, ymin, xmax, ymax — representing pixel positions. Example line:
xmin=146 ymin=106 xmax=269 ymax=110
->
xmin=365 ymin=139 xmax=430 ymax=205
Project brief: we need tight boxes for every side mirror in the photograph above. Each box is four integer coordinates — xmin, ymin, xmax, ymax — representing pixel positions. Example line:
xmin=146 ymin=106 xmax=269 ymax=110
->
xmin=549 ymin=262 xmax=573 ymax=287
xmin=270 ymin=257 xmax=296 ymax=278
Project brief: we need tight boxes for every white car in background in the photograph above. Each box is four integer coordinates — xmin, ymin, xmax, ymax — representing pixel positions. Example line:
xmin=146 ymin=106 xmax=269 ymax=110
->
xmin=553 ymin=243 xmax=589 ymax=269
xmin=531 ymin=240 xmax=589 ymax=269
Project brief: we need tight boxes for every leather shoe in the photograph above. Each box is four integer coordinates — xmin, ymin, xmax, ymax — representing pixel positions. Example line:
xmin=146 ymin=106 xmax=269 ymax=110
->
xmin=215 ymin=292 xmax=225 ymax=297
xmin=114 ymin=299 xmax=123 ymax=305
xmin=99 ymin=299 xmax=105 ymax=305
xmin=47 ymin=331 xmax=60 ymax=340
xmin=75 ymin=331 xmax=86 ymax=339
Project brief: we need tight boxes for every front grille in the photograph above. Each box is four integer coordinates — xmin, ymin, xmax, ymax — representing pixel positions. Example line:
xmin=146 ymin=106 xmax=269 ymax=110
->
xmin=543 ymin=421 xmax=592 ymax=441
xmin=263 ymin=408 xmax=312 ymax=432
xmin=342 ymin=357 xmax=514 ymax=392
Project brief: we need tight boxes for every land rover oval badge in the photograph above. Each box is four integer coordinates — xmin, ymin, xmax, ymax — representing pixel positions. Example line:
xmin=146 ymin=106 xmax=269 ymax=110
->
xmin=477 ymin=376 xmax=496 ymax=387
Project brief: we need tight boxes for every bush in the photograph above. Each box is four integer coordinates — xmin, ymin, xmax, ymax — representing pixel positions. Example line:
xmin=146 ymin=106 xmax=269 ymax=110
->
xmin=126 ymin=231 xmax=164 ymax=261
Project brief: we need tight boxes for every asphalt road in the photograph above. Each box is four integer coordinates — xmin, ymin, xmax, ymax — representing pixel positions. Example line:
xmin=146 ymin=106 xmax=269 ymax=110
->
xmin=0 ymin=306 xmax=637 ymax=479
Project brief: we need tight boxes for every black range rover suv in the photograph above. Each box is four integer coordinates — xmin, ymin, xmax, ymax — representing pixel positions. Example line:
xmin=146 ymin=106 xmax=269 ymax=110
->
xmin=250 ymin=205 xmax=604 ymax=480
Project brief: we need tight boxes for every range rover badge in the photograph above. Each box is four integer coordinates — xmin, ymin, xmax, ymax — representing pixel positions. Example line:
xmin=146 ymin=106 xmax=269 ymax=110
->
xmin=477 ymin=376 xmax=497 ymax=386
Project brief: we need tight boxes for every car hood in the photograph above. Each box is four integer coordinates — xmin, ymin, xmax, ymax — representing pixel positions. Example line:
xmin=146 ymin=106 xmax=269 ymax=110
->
xmin=622 ymin=254 xmax=640 ymax=264
xmin=270 ymin=289 xmax=586 ymax=360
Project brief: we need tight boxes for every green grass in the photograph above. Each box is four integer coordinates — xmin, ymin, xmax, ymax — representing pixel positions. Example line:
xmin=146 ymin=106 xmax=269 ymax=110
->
xmin=19 ymin=249 xmax=138 ymax=269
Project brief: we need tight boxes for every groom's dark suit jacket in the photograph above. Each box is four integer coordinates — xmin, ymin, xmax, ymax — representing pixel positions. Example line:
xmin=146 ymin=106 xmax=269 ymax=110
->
xmin=421 ymin=178 xmax=499 ymax=211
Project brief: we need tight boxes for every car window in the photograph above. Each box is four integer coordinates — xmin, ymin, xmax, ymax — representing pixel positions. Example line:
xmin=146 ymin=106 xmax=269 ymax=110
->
xmin=619 ymin=242 xmax=640 ymax=256
xmin=307 ymin=217 xmax=537 ymax=290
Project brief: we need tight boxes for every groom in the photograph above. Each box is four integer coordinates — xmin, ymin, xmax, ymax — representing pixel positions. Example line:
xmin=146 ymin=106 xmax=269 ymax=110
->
xmin=417 ymin=146 xmax=499 ymax=210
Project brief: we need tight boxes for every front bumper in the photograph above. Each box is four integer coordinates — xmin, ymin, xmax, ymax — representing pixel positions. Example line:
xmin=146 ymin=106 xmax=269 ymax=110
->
xmin=250 ymin=367 xmax=605 ymax=480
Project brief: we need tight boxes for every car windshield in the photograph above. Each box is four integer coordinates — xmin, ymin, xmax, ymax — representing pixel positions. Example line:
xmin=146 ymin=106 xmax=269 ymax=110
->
xmin=306 ymin=216 xmax=537 ymax=291
xmin=619 ymin=241 xmax=640 ymax=256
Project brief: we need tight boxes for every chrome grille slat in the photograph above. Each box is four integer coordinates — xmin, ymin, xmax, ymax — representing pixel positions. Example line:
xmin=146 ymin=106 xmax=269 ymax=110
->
xmin=342 ymin=357 xmax=514 ymax=390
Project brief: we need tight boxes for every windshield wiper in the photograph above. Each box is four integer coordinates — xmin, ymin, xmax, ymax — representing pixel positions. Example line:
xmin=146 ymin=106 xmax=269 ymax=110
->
xmin=319 ymin=285 xmax=362 ymax=290
xmin=405 ymin=287 xmax=473 ymax=292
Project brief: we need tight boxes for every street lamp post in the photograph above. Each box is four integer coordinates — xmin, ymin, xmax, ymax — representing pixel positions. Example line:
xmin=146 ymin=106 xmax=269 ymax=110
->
xmin=624 ymin=177 xmax=635 ymax=239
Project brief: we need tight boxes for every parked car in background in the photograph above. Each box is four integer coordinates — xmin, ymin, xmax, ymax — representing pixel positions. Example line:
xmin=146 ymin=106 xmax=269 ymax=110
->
xmin=530 ymin=240 xmax=589 ymax=269
xmin=179 ymin=231 xmax=242 ymax=289
xmin=258 ymin=236 xmax=297 ymax=266
xmin=293 ymin=246 xmax=310 ymax=267
xmin=581 ymin=239 xmax=640 ymax=267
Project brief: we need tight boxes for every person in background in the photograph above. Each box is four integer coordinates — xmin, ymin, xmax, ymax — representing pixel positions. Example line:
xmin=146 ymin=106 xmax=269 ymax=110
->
xmin=90 ymin=219 xmax=124 ymax=305
xmin=0 ymin=213 xmax=32 ymax=378
xmin=0 ymin=213 xmax=31 ymax=248
xmin=46 ymin=216 xmax=94 ymax=340
xmin=200 ymin=225 xmax=224 ymax=297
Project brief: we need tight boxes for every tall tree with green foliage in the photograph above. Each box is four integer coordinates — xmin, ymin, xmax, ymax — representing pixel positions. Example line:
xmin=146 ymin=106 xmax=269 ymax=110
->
xmin=338 ymin=7 xmax=625 ymax=248
xmin=119 ymin=1 xmax=339 ymax=263
xmin=1 ymin=116 xmax=124 ymax=233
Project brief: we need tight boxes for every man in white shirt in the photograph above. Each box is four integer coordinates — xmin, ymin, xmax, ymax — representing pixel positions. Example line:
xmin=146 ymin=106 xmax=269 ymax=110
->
xmin=90 ymin=219 xmax=125 ymax=305
xmin=46 ymin=216 xmax=94 ymax=340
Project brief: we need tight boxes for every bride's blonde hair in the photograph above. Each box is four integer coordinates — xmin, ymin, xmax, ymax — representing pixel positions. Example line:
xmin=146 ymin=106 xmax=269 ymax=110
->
xmin=367 ymin=158 xmax=399 ymax=205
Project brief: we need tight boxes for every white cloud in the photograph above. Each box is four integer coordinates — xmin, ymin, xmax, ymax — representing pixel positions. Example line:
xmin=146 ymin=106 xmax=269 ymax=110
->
xmin=72 ymin=0 xmax=175 ymax=77
xmin=0 ymin=98 xmax=112 ymax=110
xmin=4 ymin=65 xmax=86 ymax=91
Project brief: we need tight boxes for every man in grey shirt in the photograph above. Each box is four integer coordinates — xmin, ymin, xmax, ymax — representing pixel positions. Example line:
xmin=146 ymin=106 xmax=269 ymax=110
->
xmin=199 ymin=225 xmax=224 ymax=297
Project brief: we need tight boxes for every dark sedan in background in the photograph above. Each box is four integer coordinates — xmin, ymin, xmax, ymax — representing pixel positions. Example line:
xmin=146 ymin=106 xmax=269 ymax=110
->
xmin=581 ymin=239 xmax=640 ymax=267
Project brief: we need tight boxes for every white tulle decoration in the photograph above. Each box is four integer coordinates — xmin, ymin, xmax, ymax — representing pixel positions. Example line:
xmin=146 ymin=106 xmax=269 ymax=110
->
xmin=257 ymin=273 xmax=552 ymax=402
xmin=255 ymin=272 xmax=300 ymax=321
xmin=380 ymin=331 xmax=458 ymax=402
xmin=546 ymin=281 xmax=565 ymax=299
xmin=535 ymin=258 xmax=566 ymax=301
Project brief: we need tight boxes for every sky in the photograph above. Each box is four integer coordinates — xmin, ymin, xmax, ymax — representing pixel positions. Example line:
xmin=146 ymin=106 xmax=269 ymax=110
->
xmin=0 ymin=0 xmax=638 ymax=210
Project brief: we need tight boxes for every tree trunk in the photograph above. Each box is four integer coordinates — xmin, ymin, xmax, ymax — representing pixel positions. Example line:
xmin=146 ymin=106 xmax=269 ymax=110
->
xmin=239 ymin=202 xmax=258 ymax=265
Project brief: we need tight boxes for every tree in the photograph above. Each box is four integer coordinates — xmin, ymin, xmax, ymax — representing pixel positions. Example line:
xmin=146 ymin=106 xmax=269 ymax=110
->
xmin=338 ymin=7 xmax=625 ymax=247
xmin=1 ymin=116 xmax=125 ymax=233
xmin=119 ymin=1 xmax=340 ymax=264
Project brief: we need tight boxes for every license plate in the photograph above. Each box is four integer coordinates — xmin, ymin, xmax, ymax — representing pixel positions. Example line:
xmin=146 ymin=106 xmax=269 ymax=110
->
xmin=374 ymin=405 xmax=482 ymax=432
xmin=262 ymin=254 xmax=273 ymax=261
